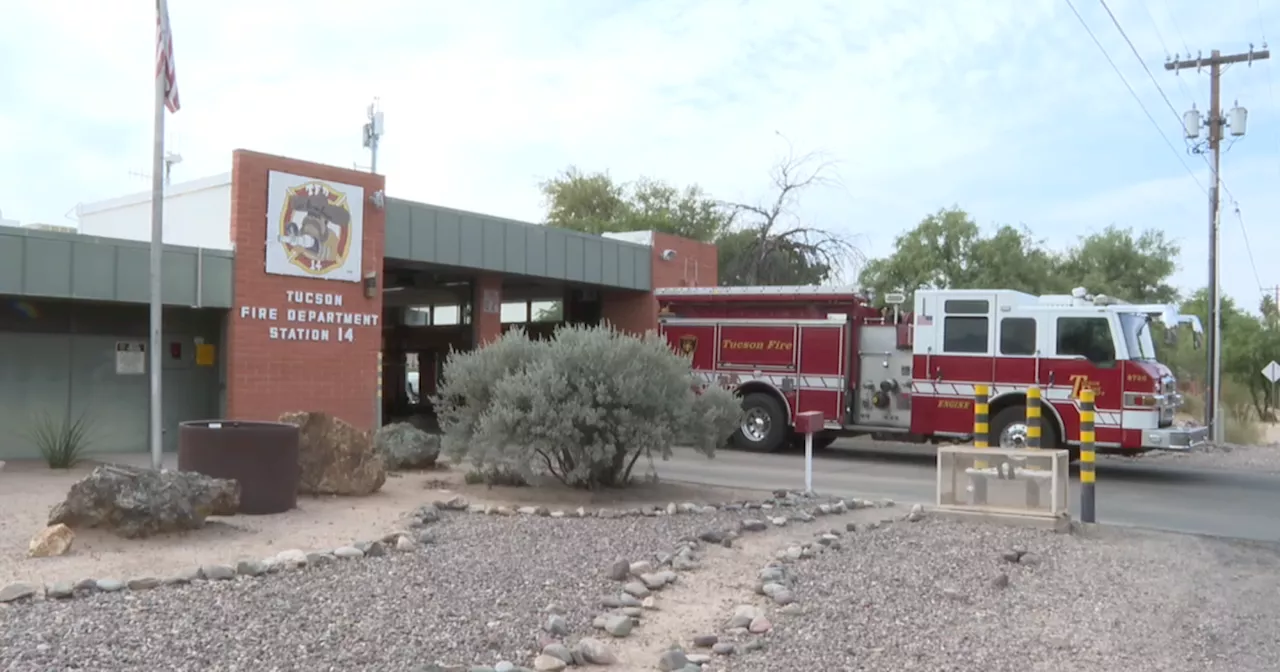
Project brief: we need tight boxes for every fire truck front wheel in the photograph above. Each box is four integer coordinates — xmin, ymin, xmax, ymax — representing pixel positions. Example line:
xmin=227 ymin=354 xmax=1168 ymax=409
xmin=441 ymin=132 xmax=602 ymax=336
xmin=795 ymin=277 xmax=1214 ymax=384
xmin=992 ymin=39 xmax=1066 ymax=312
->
xmin=990 ymin=404 xmax=1061 ymax=451
xmin=734 ymin=393 xmax=789 ymax=453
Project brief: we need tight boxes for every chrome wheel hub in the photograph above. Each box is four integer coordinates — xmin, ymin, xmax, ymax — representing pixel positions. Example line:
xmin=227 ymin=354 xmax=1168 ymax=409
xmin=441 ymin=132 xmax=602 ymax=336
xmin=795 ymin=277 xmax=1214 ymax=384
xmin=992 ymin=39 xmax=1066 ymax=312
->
xmin=999 ymin=422 xmax=1029 ymax=449
xmin=742 ymin=408 xmax=771 ymax=442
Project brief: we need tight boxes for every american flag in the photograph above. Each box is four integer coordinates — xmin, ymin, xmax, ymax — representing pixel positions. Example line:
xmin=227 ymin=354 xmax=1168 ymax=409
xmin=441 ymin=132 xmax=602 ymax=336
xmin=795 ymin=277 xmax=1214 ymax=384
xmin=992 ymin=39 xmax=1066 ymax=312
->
xmin=156 ymin=0 xmax=180 ymax=113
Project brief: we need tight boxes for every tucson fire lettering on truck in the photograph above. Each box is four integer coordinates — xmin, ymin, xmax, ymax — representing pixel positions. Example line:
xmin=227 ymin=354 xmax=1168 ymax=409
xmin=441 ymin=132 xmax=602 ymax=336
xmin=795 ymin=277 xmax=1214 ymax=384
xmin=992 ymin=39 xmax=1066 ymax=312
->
xmin=716 ymin=327 xmax=798 ymax=368
xmin=720 ymin=339 xmax=793 ymax=351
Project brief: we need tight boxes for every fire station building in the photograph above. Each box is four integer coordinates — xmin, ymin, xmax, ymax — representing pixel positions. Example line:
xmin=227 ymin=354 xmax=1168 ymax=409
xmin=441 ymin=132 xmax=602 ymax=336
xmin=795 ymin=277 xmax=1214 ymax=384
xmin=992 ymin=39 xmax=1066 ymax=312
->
xmin=0 ymin=150 xmax=717 ymax=460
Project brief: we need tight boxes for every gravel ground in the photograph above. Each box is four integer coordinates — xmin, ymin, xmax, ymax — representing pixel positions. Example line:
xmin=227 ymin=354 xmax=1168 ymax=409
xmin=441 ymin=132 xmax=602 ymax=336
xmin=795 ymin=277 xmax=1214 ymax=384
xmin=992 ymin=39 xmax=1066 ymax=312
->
xmin=0 ymin=509 xmax=780 ymax=672
xmin=1104 ymin=441 xmax=1280 ymax=473
xmin=727 ymin=518 xmax=1280 ymax=672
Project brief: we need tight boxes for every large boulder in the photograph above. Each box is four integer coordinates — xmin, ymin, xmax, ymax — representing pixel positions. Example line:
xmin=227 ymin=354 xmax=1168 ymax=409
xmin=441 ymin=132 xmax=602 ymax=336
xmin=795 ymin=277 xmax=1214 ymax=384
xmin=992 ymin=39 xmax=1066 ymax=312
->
xmin=48 ymin=464 xmax=240 ymax=539
xmin=374 ymin=422 xmax=441 ymax=470
xmin=278 ymin=411 xmax=386 ymax=496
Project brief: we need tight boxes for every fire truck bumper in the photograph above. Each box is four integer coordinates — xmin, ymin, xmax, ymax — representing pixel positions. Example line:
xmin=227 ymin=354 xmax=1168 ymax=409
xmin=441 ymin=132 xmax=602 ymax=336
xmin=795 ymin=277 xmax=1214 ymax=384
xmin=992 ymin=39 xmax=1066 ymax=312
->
xmin=1140 ymin=425 xmax=1210 ymax=451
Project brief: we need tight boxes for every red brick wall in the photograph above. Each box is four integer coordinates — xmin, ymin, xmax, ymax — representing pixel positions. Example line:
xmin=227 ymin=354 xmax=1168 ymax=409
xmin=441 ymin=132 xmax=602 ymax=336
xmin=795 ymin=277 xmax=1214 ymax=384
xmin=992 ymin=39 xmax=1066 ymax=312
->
xmin=603 ymin=232 xmax=718 ymax=335
xmin=226 ymin=150 xmax=386 ymax=430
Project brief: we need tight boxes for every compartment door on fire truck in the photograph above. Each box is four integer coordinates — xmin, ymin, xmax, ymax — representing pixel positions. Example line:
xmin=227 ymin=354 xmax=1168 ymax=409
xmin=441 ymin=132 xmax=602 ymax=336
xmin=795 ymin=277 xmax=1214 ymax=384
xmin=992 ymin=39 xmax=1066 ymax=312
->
xmin=920 ymin=293 xmax=998 ymax=434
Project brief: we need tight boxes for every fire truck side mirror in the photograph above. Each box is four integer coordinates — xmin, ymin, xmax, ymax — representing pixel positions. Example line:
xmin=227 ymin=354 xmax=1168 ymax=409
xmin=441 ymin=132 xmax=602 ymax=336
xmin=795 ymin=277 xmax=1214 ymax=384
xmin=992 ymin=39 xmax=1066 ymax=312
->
xmin=1193 ymin=332 xmax=1203 ymax=350
xmin=1164 ymin=328 xmax=1177 ymax=346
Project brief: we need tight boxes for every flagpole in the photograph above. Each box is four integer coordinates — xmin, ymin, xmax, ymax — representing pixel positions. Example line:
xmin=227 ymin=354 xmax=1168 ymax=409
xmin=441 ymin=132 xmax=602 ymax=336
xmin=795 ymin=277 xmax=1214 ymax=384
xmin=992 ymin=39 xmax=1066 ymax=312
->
xmin=148 ymin=22 xmax=167 ymax=471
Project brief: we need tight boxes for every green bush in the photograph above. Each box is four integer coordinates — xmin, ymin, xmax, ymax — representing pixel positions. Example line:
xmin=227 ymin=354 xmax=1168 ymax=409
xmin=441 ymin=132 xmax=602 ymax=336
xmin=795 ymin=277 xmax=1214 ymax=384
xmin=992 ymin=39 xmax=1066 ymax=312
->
xmin=25 ymin=408 xmax=93 ymax=469
xmin=432 ymin=324 xmax=741 ymax=489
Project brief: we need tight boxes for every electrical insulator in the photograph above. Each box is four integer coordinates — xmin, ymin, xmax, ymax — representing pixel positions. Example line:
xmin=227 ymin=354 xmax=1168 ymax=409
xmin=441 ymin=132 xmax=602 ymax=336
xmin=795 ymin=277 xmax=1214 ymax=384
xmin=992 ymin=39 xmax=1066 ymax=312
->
xmin=1182 ymin=106 xmax=1202 ymax=139
xmin=1228 ymin=102 xmax=1247 ymax=137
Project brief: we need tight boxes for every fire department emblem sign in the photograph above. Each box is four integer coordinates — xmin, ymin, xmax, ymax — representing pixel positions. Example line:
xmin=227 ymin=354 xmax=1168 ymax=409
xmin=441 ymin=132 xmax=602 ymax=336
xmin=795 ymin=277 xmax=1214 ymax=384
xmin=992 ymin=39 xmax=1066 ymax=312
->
xmin=264 ymin=170 xmax=365 ymax=283
xmin=678 ymin=334 xmax=698 ymax=356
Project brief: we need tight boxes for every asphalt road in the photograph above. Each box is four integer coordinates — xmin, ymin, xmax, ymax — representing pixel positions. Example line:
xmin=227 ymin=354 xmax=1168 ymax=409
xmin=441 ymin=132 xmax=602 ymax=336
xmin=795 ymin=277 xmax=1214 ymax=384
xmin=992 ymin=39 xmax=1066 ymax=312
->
xmin=655 ymin=440 xmax=1280 ymax=542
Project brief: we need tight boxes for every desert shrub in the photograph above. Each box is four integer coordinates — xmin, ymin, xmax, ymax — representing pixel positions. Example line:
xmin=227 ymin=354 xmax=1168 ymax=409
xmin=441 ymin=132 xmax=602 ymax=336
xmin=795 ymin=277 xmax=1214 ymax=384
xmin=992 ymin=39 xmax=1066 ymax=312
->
xmin=463 ymin=464 xmax=530 ymax=487
xmin=432 ymin=330 xmax=544 ymax=463
xmin=1179 ymin=389 xmax=1204 ymax=421
xmin=374 ymin=422 xmax=442 ymax=470
xmin=1183 ymin=383 xmax=1264 ymax=445
xmin=25 ymin=408 xmax=93 ymax=469
xmin=1221 ymin=381 xmax=1263 ymax=445
xmin=431 ymin=324 xmax=741 ymax=489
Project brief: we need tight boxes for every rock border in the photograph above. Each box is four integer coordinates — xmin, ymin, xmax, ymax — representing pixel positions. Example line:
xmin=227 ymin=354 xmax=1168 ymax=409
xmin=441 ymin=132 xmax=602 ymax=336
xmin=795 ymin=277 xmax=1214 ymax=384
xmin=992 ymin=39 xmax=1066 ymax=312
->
xmin=506 ymin=492 xmax=911 ymax=672
xmin=424 ymin=489 xmax=896 ymax=523
xmin=0 ymin=530 xmax=426 ymax=606
xmin=643 ymin=508 xmax=916 ymax=670
xmin=0 ymin=489 xmax=916 ymax=672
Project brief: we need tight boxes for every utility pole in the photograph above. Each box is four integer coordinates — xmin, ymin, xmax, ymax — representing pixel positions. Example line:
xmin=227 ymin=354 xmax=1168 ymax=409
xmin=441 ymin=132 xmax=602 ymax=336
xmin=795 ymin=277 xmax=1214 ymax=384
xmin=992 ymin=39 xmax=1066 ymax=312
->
xmin=362 ymin=98 xmax=384 ymax=174
xmin=1166 ymin=46 xmax=1269 ymax=444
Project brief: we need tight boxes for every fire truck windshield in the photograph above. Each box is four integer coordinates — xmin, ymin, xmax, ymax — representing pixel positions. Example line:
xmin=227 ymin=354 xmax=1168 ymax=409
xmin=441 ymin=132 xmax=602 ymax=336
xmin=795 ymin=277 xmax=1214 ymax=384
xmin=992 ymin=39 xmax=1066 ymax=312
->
xmin=1119 ymin=313 xmax=1158 ymax=360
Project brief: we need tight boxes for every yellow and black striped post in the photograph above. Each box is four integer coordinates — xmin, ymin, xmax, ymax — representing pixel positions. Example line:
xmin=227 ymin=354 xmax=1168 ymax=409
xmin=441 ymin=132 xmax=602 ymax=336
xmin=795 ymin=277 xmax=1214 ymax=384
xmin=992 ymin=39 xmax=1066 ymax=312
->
xmin=1024 ymin=385 xmax=1042 ymax=505
xmin=1026 ymin=386 xmax=1041 ymax=449
xmin=973 ymin=384 xmax=989 ymax=504
xmin=1080 ymin=388 xmax=1097 ymax=523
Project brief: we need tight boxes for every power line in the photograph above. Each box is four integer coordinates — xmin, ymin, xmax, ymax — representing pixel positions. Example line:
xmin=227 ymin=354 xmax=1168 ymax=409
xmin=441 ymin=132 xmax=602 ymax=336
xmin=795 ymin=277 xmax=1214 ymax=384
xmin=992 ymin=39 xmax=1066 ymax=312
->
xmin=1231 ymin=202 xmax=1266 ymax=296
xmin=1099 ymin=0 xmax=1185 ymax=122
xmin=1160 ymin=0 xmax=1194 ymax=56
xmin=1066 ymin=0 xmax=1266 ymax=307
xmin=1063 ymin=0 xmax=1207 ymax=194
xmin=1140 ymin=1 xmax=1196 ymax=102
xmin=1099 ymin=0 xmax=1265 ymax=297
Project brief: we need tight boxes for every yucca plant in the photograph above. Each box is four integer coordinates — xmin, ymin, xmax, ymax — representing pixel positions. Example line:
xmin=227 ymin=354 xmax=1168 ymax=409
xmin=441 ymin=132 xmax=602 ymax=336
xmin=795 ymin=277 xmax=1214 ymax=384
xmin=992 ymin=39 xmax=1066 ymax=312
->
xmin=26 ymin=408 xmax=94 ymax=469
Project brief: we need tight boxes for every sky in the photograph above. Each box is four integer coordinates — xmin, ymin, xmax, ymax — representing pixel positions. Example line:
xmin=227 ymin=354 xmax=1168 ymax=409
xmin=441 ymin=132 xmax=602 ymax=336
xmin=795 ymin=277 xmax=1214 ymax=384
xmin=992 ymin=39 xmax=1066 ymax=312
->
xmin=1 ymin=0 xmax=1278 ymax=311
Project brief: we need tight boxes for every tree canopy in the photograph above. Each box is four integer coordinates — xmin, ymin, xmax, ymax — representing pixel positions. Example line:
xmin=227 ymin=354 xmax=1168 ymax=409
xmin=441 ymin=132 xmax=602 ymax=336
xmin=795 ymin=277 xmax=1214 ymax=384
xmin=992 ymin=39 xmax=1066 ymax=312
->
xmin=538 ymin=152 xmax=856 ymax=286
xmin=856 ymin=207 xmax=1179 ymax=305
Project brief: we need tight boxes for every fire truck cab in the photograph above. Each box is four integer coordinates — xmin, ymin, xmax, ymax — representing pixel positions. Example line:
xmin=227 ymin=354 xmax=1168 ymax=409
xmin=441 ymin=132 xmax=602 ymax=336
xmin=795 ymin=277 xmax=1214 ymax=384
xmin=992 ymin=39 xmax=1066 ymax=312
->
xmin=657 ymin=285 xmax=1207 ymax=456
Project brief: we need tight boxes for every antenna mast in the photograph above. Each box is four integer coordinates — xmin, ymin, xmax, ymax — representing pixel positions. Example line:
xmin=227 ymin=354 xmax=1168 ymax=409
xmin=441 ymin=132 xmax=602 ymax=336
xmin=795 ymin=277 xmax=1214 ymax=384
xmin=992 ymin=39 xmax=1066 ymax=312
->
xmin=362 ymin=98 xmax=384 ymax=174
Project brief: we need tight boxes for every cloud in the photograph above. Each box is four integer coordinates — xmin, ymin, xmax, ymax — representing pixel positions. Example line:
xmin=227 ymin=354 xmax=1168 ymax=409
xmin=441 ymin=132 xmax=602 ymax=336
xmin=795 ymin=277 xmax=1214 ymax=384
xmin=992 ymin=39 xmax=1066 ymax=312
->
xmin=0 ymin=0 xmax=1276 ymax=309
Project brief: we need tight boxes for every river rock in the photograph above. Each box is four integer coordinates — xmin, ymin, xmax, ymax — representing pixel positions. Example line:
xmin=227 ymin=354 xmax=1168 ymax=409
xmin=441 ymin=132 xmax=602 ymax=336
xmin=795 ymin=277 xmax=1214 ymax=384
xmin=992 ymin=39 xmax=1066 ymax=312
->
xmin=279 ymin=411 xmax=385 ymax=496
xmin=575 ymin=638 xmax=618 ymax=665
xmin=373 ymin=422 xmax=441 ymax=470
xmin=28 ymin=523 xmax=75 ymax=557
xmin=48 ymin=464 xmax=239 ymax=539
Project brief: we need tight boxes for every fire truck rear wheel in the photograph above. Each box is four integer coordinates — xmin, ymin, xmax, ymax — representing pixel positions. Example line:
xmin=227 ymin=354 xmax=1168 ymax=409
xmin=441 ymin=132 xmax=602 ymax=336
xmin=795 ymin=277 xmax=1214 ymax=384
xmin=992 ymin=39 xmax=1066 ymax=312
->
xmin=734 ymin=393 xmax=789 ymax=453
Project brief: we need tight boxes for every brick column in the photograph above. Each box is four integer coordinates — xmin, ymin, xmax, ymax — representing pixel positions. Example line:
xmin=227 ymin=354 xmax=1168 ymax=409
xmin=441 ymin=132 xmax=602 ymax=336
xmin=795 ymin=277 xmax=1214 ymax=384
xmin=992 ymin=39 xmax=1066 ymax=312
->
xmin=473 ymin=273 xmax=503 ymax=346
xmin=226 ymin=150 xmax=386 ymax=430
xmin=603 ymin=232 xmax=719 ymax=335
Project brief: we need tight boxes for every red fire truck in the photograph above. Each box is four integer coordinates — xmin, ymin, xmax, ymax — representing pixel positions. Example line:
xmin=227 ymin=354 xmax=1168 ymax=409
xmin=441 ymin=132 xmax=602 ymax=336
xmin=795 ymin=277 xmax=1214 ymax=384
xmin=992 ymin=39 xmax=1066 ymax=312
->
xmin=657 ymin=285 xmax=1207 ymax=456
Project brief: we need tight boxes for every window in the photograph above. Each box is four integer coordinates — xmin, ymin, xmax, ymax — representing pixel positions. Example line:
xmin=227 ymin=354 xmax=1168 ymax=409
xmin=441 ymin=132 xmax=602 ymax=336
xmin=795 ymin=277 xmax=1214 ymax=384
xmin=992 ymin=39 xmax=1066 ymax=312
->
xmin=1057 ymin=317 xmax=1115 ymax=365
xmin=1118 ymin=313 xmax=1157 ymax=360
xmin=1000 ymin=317 xmax=1037 ymax=356
xmin=944 ymin=316 xmax=989 ymax=353
xmin=945 ymin=299 xmax=989 ymax=315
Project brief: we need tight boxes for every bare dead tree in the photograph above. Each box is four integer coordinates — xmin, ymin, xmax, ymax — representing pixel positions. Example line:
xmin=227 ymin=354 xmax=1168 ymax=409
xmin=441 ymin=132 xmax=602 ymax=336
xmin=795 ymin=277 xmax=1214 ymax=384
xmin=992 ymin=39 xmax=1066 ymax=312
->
xmin=718 ymin=147 xmax=865 ymax=286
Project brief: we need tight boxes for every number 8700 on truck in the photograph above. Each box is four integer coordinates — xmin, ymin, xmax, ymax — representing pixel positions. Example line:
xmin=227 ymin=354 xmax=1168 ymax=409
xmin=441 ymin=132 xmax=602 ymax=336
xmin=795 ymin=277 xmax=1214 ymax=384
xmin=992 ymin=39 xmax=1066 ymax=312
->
xmin=657 ymin=285 xmax=1207 ymax=456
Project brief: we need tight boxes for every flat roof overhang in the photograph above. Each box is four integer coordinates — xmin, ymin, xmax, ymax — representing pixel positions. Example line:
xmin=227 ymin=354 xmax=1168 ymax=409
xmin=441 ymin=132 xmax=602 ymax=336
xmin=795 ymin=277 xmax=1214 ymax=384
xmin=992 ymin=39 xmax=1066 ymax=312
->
xmin=383 ymin=198 xmax=652 ymax=292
